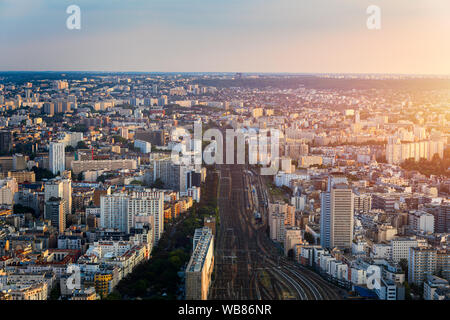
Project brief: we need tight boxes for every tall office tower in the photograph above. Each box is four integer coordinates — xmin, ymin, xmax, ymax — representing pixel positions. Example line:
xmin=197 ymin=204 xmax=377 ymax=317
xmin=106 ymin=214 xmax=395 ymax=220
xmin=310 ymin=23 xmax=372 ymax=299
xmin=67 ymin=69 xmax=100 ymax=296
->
xmin=100 ymin=194 xmax=130 ymax=233
xmin=152 ymin=84 xmax=158 ymax=95
xmin=49 ymin=142 xmax=65 ymax=175
xmin=61 ymin=179 xmax=72 ymax=216
xmin=0 ymin=131 xmax=12 ymax=154
xmin=320 ymin=191 xmax=332 ymax=248
xmin=130 ymin=190 xmax=165 ymax=244
xmin=45 ymin=197 xmax=67 ymax=233
xmin=408 ymin=247 xmax=437 ymax=285
xmin=320 ymin=175 xmax=354 ymax=249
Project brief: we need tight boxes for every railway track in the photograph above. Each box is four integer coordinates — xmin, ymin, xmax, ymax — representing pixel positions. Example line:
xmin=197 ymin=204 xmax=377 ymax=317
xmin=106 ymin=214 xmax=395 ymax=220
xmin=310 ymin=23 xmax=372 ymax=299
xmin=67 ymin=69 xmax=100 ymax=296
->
xmin=209 ymin=163 xmax=342 ymax=300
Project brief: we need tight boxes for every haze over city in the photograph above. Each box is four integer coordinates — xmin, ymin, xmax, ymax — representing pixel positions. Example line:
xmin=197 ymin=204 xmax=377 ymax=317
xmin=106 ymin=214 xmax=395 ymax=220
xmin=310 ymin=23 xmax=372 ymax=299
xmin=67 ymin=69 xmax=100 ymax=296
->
xmin=1 ymin=0 xmax=450 ymax=74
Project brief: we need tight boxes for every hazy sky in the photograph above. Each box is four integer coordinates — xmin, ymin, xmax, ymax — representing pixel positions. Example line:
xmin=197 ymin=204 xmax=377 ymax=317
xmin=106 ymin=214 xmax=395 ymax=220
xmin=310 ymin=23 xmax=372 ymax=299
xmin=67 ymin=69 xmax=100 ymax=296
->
xmin=1 ymin=0 xmax=449 ymax=74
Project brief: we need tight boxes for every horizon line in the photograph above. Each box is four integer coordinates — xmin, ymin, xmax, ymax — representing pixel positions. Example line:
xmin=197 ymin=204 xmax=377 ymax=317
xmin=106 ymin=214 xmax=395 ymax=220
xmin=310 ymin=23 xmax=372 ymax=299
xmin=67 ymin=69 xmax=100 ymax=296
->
xmin=1 ymin=70 xmax=450 ymax=78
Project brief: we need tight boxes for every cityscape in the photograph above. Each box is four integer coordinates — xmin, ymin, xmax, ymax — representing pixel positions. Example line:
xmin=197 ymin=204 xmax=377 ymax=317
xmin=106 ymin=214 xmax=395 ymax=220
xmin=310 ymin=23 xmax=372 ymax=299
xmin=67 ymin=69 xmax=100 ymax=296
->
xmin=0 ymin=0 xmax=449 ymax=309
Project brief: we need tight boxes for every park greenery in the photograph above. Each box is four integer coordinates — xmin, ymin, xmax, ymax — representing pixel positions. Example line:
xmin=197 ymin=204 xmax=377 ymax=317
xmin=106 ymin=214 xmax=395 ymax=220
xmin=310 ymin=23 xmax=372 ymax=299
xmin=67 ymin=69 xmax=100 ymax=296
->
xmin=31 ymin=166 xmax=55 ymax=181
xmin=150 ymin=178 xmax=165 ymax=189
xmin=400 ymin=153 xmax=450 ymax=177
xmin=105 ymin=170 xmax=219 ymax=300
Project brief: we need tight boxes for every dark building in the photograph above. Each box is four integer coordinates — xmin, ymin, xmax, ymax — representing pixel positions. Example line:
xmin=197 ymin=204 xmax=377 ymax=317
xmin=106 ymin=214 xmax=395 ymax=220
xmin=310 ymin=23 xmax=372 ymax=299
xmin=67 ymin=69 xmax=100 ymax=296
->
xmin=43 ymin=102 xmax=55 ymax=115
xmin=434 ymin=204 xmax=450 ymax=233
xmin=187 ymin=171 xmax=201 ymax=188
xmin=45 ymin=197 xmax=66 ymax=233
xmin=83 ymin=117 xmax=109 ymax=127
xmin=0 ymin=131 xmax=12 ymax=155
xmin=405 ymin=197 xmax=420 ymax=210
xmin=135 ymin=130 xmax=166 ymax=146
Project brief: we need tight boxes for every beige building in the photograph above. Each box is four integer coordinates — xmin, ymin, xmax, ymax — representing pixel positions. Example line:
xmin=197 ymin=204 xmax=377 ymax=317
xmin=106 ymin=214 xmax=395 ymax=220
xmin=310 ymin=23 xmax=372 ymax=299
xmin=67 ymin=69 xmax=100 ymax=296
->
xmin=2 ymin=282 xmax=48 ymax=300
xmin=4 ymin=171 xmax=36 ymax=183
xmin=300 ymin=155 xmax=323 ymax=168
xmin=284 ymin=227 xmax=303 ymax=256
xmin=251 ymin=107 xmax=263 ymax=118
xmin=72 ymin=159 xmax=137 ymax=174
xmin=377 ymin=225 xmax=398 ymax=242
xmin=269 ymin=202 xmax=295 ymax=226
xmin=268 ymin=202 xmax=296 ymax=243
xmin=0 ymin=177 xmax=18 ymax=205
xmin=185 ymin=227 xmax=214 ymax=300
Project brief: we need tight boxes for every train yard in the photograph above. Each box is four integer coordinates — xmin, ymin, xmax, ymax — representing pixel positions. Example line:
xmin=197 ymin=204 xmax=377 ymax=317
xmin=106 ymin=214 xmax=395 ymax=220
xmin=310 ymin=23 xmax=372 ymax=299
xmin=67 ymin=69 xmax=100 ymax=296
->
xmin=209 ymin=163 xmax=343 ymax=300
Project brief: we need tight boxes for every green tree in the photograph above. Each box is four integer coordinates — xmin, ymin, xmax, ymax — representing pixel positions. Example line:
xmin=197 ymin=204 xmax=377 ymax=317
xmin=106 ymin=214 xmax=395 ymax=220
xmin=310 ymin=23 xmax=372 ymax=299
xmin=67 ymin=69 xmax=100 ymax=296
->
xmin=32 ymin=166 xmax=55 ymax=181
xmin=65 ymin=145 xmax=75 ymax=152
xmin=70 ymin=124 xmax=89 ymax=133
xmin=112 ymin=135 xmax=128 ymax=144
xmin=104 ymin=291 xmax=122 ymax=300
xmin=150 ymin=178 xmax=165 ymax=189
xmin=13 ymin=204 xmax=35 ymax=216
xmin=399 ymin=258 xmax=408 ymax=274
xmin=304 ymin=232 xmax=315 ymax=244
xmin=76 ymin=141 xmax=88 ymax=149
xmin=404 ymin=281 xmax=412 ymax=300
xmin=49 ymin=283 xmax=61 ymax=300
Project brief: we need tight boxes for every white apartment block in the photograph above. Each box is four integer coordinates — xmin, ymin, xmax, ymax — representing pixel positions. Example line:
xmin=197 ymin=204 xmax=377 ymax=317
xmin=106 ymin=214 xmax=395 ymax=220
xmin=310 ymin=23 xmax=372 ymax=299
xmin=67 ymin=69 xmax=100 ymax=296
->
xmin=100 ymin=194 xmax=130 ymax=233
xmin=409 ymin=211 xmax=435 ymax=234
xmin=390 ymin=238 xmax=418 ymax=262
xmin=371 ymin=243 xmax=392 ymax=260
xmin=49 ymin=142 xmax=65 ymax=175
xmin=134 ymin=139 xmax=152 ymax=154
